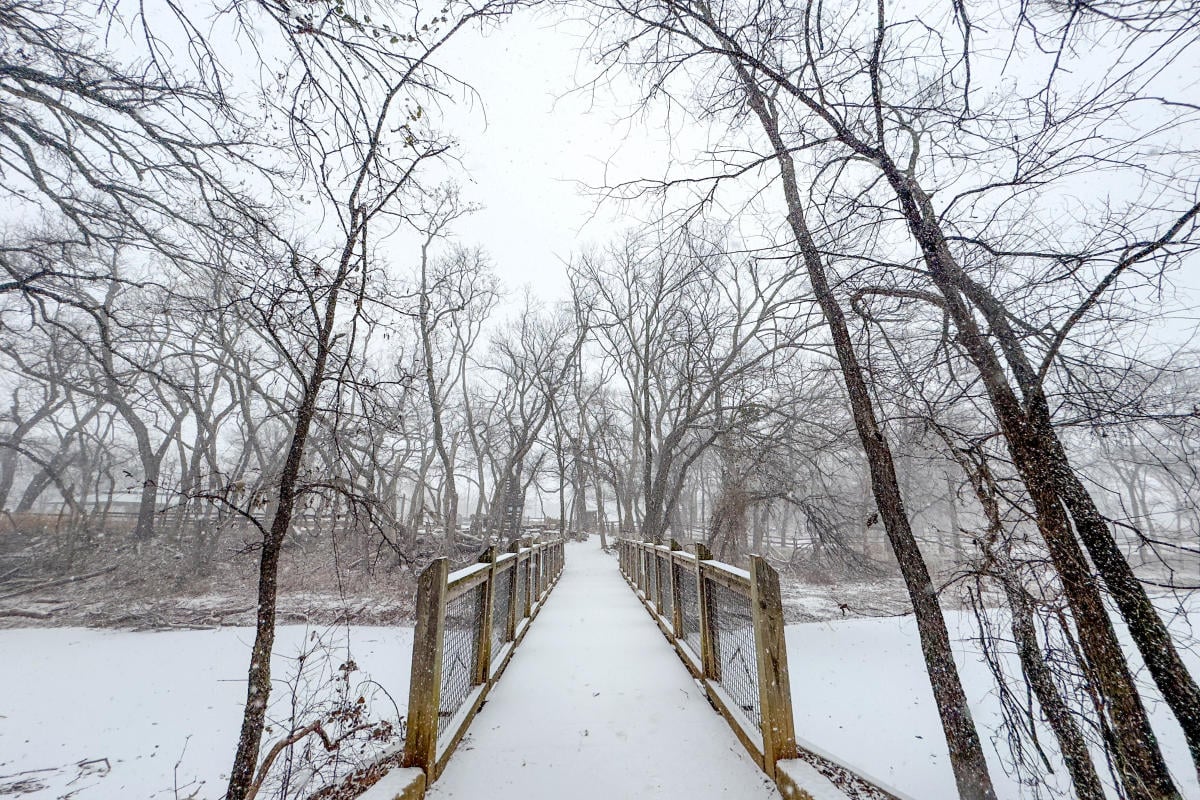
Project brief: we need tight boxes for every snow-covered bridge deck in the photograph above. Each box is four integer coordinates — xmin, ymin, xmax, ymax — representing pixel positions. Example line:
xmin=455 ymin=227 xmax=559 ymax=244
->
xmin=423 ymin=541 xmax=786 ymax=799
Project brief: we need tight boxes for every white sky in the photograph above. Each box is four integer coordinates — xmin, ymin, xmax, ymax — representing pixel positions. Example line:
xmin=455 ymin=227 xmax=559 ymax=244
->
xmin=429 ymin=9 xmax=692 ymax=306
xmin=425 ymin=5 xmax=1200 ymax=340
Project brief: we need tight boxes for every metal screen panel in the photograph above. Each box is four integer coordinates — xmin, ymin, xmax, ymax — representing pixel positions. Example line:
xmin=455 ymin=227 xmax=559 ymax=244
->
xmin=516 ymin=559 xmax=528 ymax=618
xmin=706 ymin=578 xmax=761 ymax=730
xmin=492 ymin=566 xmax=514 ymax=651
xmin=646 ymin=550 xmax=658 ymax=607
xmin=439 ymin=584 xmax=483 ymax=734
xmin=676 ymin=562 xmax=702 ymax=656
xmin=658 ymin=554 xmax=673 ymax=618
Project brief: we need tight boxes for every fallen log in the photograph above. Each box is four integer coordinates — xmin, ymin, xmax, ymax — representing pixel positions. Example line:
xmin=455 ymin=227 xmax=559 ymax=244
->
xmin=0 ymin=565 xmax=117 ymax=601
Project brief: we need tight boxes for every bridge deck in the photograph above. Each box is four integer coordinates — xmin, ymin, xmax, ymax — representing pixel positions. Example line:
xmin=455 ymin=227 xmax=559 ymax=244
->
xmin=425 ymin=540 xmax=783 ymax=799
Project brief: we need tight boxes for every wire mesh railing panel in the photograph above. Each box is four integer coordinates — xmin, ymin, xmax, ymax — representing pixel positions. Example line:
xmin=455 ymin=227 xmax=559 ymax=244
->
xmin=646 ymin=550 xmax=658 ymax=607
xmin=658 ymin=553 xmax=673 ymax=619
xmin=516 ymin=559 xmax=528 ymax=619
xmin=438 ymin=584 xmax=483 ymax=734
xmin=492 ymin=566 xmax=514 ymax=651
xmin=706 ymin=578 xmax=761 ymax=730
xmin=676 ymin=562 xmax=702 ymax=656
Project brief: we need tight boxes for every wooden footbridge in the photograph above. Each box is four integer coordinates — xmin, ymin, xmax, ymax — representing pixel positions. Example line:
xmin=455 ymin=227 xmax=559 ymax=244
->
xmin=344 ymin=540 xmax=906 ymax=800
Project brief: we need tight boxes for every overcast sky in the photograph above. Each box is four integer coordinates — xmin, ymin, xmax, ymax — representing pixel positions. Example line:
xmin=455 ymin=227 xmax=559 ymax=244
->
xmin=431 ymin=10 xmax=680 ymax=305
xmin=424 ymin=6 xmax=1200 ymax=344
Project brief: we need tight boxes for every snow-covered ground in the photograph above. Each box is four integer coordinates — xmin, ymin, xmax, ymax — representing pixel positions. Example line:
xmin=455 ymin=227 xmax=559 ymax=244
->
xmin=0 ymin=626 xmax=412 ymax=799
xmin=786 ymin=611 xmax=1200 ymax=799
xmin=3 ymin=573 xmax=1198 ymax=800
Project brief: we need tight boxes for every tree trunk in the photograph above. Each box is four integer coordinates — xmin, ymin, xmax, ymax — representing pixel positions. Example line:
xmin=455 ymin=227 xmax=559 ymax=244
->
xmin=419 ymin=243 xmax=458 ymax=557
xmin=224 ymin=230 xmax=358 ymax=800
xmin=952 ymin=443 xmax=1106 ymax=799
xmin=733 ymin=64 xmax=998 ymax=800
xmin=886 ymin=171 xmax=1181 ymax=799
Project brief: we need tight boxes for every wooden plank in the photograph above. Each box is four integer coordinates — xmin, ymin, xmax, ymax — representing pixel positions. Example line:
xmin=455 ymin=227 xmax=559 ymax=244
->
xmin=705 ymin=679 xmax=766 ymax=770
xmin=402 ymin=558 xmax=448 ymax=773
xmin=432 ymin=683 xmax=489 ymax=780
xmin=702 ymin=562 xmax=752 ymax=592
xmin=751 ymin=555 xmax=799 ymax=777
xmin=445 ymin=563 xmax=490 ymax=599
xmin=653 ymin=551 xmax=665 ymax=610
xmin=673 ymin=637 xmax=704 ymax=678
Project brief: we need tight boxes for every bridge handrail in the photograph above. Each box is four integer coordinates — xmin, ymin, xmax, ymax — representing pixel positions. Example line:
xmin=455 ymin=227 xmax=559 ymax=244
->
xmin=616 ymin=538 xmax=796 ymax=777
xmin=402 ymin=538 xmax=566 ymax=783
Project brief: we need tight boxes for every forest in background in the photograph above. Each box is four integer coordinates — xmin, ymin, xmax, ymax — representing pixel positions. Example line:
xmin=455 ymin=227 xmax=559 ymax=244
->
xmin=2 ymin=1 xmax=1200 ymax=799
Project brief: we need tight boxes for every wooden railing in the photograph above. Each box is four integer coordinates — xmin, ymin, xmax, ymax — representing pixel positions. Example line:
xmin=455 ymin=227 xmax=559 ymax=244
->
xmin=402 ymin=539 xmax=565 ymax=782
xmin=616 ymin=539 xmax=797 ymax=777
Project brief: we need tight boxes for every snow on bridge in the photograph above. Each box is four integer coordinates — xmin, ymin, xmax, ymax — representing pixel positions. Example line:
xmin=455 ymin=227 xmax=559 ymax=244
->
xmin=423 ymin=540 xmax=786 ymax=799
xmin=372 ymin=540 xmax=864 ymax=800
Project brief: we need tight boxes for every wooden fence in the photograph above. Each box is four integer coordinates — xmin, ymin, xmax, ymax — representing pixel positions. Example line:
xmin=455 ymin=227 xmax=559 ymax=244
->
xmin=616 ymin=538 xmax=797 ymax=778
xmin=402 ymin=539 xmax=565 ymax=782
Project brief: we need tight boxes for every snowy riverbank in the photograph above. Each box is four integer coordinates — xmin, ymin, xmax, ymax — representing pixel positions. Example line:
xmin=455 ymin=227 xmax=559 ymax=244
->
xmin=0 ymin=626 xmax=413 ymax=799
xmin=3 ymin=608 xmax=1199 ymax=799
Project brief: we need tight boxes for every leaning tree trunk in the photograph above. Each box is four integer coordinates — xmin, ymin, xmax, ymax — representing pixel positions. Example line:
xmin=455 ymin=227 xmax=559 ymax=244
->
xmin=733 ymin=65 xmax=998 ymax=800
xmin=953 ymin=444 xmax=1106 ymax=799
xmin=419 ymin=248 xmax=458 ymax=557
xmin=886 ymin=169 xmax=1186 ymax=798
xmin=594 ymin=477 xmax=608 ymax=550
xmin=224 ymin=233 xmax=358 ymax=800
xmin=928 ymin=203 xmax=1200 ymax=778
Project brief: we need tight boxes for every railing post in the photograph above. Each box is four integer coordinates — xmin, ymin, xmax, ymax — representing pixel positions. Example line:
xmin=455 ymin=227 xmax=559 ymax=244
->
xmin=402 ymin=558 xmax=449 ymax=773
xmin=507 ymin=539 xmax=521 ymax=639
xmin=475 ymin=546 xmax=497 ymax=685
xmin=694 ymin=542 xmax=718 ymax=679
xmin=669 ymin=539 xmax=684 ymax=639
xmin=750 ymin=555 xmax=798 ymax=776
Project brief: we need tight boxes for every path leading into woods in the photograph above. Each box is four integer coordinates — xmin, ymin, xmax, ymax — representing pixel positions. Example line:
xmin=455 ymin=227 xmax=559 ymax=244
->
xmin=425 ymin=541 xmax=784 ymax=800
